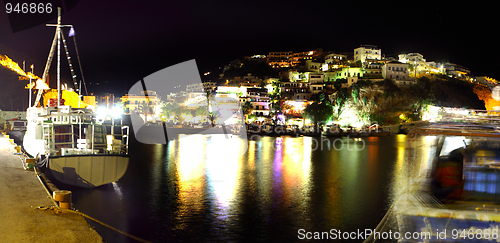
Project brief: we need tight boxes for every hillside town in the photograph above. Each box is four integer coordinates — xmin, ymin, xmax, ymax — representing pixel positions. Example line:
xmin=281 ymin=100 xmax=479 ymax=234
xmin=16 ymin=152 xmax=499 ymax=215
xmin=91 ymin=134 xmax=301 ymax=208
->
xmin=94 ymin=45 xmax=500 ymax=130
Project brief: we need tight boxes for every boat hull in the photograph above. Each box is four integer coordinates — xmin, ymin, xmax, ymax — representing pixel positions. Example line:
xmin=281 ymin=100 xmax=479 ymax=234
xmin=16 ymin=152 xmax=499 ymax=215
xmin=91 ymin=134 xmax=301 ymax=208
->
xmin=48 ymin=154 xmax=129 ymax=188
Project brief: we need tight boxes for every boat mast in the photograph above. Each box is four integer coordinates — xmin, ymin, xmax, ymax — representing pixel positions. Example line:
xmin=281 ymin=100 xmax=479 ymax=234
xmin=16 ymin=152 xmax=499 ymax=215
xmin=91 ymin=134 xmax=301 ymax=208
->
xmin=57 ymin=7 xmax=61 ymax=106
xmin=34 ymin=7 xmax=74 ymax=107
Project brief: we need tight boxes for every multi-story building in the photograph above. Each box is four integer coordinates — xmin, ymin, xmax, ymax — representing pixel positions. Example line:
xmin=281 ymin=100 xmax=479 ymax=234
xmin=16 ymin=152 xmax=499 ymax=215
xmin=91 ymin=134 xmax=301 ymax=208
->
xmin=234 ymin=73 xmax=263 ymax=87
xmin=239 ymin=87 xmax=269 ymax=103
xmin=305 ymin=60 xmax=321 ymax=72
xmin=121 ymin=90 xmax=162 ymax=121
xmin=186 ymin=82 xmax=204 ymax=92
xmin=187 ymin=81 xmax=217 ymax=92
xmin=308 ymin=73 xmax=324 ymax=94
xmin=324 ymin=67 xmax=364 ymax=82
xmin=280 ymin=81 xmax=310 ymax=95
xmin=444 ymin=62 xmax=472 ymax=80
xmin=250 ymin=102 xmax=270 ymax=117
xmin=325 ymin=53 xmax=347 ymax=64
xmin=354 ymin=45 xmax=381 ymax=64
xmin=267 ymin=51 xmax=292 ymax=68
xmin=426 ymin=62 xmax=446 ymax=74
xmin=290 ymin=49 xmax=323 ymax=66
xmin=382 ymin=61 xmax=410 ymax=80
xmin=398 ymin=53 xmax=428 ymax=75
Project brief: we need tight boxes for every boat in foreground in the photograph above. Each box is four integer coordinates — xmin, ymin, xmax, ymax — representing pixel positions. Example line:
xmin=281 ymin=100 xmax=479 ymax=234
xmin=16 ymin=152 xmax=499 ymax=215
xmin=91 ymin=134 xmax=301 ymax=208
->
xmin=24 ymin=106 xmax=129 ymax=188
xmin=366 ymin=120 xmax=500 ymax=242
xmin=22 ymin=8 xmax=128 ymax=188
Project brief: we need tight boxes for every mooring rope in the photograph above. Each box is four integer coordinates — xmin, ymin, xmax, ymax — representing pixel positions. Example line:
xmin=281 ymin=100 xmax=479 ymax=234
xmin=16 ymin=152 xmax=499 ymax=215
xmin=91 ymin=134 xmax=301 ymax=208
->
xmin=17 ymin=151 xmax=152 ymax=243
xmin=35 ymin=205 xmax=152 ymax=243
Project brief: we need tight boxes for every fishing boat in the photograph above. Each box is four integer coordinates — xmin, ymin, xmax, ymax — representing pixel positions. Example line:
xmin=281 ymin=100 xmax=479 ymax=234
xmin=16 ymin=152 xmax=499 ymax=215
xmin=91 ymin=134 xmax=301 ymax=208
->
xmin=22 ymin=8 xmax=129 ymax=188
xmin=365 ymin=120 xmax=500 ymax=242
xmin=24 ymin=106 xmax=129 ymax=188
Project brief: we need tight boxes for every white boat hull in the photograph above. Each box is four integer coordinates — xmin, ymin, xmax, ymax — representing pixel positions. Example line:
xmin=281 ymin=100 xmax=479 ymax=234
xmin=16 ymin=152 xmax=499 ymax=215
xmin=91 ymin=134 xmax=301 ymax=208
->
xmin=48 ymin=155 xmax=129 ymax=188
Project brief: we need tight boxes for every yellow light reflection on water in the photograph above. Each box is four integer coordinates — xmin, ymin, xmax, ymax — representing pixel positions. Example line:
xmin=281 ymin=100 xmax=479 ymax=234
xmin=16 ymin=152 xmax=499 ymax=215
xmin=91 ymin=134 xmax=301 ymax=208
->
xmin=247 ymin=141 xmax=255 ymax=171
xmin=174 ymin=134 xmax=206 ymax=228
xmin=177 ymin=135 xmax=206 ymax=183
xmin=206 ymin=135 xmax=242 ymax=210
xmin=390 ymin=135 xmax=408 ymax=202
xmin=257 ymin=137 xmax=274 ymax=209
xmin=282 ymin=137 xmax=312 ymax=202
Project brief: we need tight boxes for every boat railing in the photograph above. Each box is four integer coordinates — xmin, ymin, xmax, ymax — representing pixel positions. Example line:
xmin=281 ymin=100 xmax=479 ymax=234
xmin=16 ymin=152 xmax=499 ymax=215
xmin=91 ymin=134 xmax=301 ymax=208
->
xmin=42 ymin=116 xmax=129 ymax=156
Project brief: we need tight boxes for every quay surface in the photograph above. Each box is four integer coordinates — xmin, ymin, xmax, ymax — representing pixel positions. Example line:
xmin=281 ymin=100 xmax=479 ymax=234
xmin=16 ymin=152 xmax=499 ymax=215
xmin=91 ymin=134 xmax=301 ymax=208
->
xmin=0 ymin=134 xmax=102 ymax=242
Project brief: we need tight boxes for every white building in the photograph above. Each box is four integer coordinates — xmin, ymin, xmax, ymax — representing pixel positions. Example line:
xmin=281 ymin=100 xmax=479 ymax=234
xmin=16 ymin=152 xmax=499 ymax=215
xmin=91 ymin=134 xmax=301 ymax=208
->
xmin=443 ymin=62 xmax=472 ymax=80
xmin=382 ymin=61 xmax=410 ymax=80
xmin=308 ymin=73 xmax=324 ymax=84
xmin=325 ymin=53 xmax=347 ymax=64
xmin=250 ymin=101 xmax=270 ymax=117
xmin=398 ymin=53 xmax=428 ymax=75
xmin=354 ymin=45 xmax=381 ymax=64
xmin=310 ymin=84 xmax=324 ymax=94
xmin=186 ymin=81 xmax=217 ymax=92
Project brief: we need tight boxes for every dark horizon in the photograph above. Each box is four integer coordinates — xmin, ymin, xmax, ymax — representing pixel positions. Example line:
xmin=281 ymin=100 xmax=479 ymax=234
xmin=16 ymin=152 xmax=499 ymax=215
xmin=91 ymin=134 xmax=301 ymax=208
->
xmin=0 ymin=1 xmax=498 ymax=103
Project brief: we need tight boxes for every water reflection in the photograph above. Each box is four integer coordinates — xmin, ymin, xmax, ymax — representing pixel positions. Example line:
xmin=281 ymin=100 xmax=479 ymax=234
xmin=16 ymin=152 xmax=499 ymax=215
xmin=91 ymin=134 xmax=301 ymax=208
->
xmin=72 ymin=135 xmax=412 ymax=242
xmin=390 ymin=135 xmax=409 ymax=204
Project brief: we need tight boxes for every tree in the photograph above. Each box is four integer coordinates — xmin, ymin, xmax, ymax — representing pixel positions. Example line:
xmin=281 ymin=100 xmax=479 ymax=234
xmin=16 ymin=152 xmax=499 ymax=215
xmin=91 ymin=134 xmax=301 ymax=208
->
xmin=172 ymin=106 xmax=189 ymax=124
xmin=331 ymin=88 xmax=350 ymax=120
xmin=204 ymin=89 xmax=216 ymax=126
xmin=161 ymin=102 xmax=179 ymax=121
xmin=241 ymin=101 xmax=253 ymax=122
xmin=138 ymin=101 xmax=154 ymax=122
xmin=269 ymin=80 xmax=285 ymax=124
xmin=302 ymin=93 xmax=333 ymax=132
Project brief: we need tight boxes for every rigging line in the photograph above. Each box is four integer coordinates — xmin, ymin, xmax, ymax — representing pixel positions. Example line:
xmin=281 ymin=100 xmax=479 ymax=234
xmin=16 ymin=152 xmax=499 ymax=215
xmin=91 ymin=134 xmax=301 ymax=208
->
xmin=71 ymin=33 xmax=88 ymax=96
xmin=60 ymin=33 xmax=79 ymax=93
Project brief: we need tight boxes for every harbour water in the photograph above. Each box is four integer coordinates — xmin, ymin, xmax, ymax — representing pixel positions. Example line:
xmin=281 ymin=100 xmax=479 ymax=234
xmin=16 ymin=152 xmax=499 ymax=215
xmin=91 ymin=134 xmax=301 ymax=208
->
xmin=70 ymin=134 xmax=411 ymax=242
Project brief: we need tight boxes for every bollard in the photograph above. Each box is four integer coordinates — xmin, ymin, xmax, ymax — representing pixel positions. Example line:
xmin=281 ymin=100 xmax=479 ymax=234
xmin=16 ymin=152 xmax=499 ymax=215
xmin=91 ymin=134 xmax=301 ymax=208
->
xmin=25 ymin=158 xmax=35 ymax=170
xmin=14 ymin=146 xmax=21 ymax=154
xmin=53 ymin=190 xmax=72 ymax=209
xmin=9 ymin=139 xmax=14 ymax=145
xmin=5 ymin=135 xmax=9 ymax=139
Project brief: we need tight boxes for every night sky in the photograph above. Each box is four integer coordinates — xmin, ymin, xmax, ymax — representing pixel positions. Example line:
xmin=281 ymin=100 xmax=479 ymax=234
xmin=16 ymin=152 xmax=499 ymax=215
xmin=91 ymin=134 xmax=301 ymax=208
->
xmin=0 ymin=0 xmax=498 ymax=102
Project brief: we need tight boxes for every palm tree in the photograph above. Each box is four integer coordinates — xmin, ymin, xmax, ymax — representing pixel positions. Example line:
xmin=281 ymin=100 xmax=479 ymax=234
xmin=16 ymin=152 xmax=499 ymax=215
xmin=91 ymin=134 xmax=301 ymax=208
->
xmin=241 ymin=101 xmax=253 ymax=122
xmin=205 ymin=89 xmax=218 ymax=127
xmin=138 ymin=101 xmax=153 ymax=122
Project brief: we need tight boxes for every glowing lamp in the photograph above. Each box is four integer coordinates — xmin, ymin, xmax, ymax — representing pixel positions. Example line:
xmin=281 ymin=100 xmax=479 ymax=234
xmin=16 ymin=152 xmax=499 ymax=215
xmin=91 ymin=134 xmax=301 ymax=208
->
xmin=111 ymin=106 xmax=123 ymax=119
xmin=96 ymin=106 xmax=108 ymax=120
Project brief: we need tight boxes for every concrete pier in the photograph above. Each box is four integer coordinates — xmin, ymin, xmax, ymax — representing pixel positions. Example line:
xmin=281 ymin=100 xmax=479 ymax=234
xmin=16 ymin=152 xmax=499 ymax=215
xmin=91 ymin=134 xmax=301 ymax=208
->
xmin=0 ymin=134 xmax=102 ymax=242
